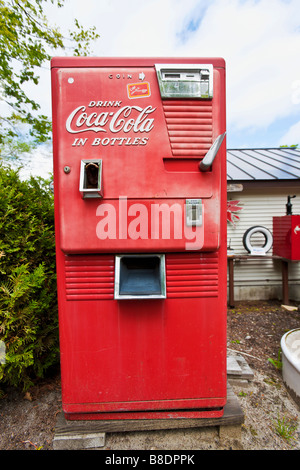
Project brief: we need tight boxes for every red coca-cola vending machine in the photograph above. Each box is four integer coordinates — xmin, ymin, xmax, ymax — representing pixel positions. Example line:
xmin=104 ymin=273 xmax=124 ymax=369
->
xmin=51 ymin=57 xmax=227 ymax=420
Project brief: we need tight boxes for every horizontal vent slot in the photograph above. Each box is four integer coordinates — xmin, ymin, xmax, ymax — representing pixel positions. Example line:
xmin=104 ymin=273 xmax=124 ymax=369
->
xmin=65 ymin=255 xmax=115 ymax=300
xmin=166 ymin=253 xmax=218 ymax=298
xmin=163 ymin=100 xmax=213 ymax=157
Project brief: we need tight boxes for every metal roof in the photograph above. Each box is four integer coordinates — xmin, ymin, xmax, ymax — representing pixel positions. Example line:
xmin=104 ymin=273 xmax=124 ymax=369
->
xmin=227 ymin=148 xmax=300 ymax=181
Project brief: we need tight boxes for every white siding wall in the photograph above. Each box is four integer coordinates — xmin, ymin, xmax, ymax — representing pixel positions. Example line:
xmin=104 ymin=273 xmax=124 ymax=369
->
xmin=227 ymin=186 xmax=300 ymax=301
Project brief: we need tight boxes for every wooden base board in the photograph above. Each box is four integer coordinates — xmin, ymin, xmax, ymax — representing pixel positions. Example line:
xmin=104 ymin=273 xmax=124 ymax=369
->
xmin=53 ymin=383 xmax=244 ymax=449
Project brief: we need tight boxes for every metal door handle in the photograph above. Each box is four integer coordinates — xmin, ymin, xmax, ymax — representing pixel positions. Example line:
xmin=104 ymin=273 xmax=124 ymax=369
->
xmin=199 ymin=132 xmax=226 ymax=172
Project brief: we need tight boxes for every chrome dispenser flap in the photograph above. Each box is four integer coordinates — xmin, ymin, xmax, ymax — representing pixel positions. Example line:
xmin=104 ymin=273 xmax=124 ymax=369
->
xmin=114 ymin=254 xmax=166 ymax=300
xmin=155 ymin=64 xmax=213 ymax=99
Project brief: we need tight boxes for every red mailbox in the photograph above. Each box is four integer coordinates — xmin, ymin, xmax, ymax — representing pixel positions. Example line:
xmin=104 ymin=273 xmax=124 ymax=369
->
xmin=51 ymin=57 xmax=227 ymax=420
xmin=273 ymin=215 xmax=300 ymax=260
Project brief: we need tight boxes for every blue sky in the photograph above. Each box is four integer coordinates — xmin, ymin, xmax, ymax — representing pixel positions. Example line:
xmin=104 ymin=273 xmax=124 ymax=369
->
xmin=18 ymin=0 xmax=300 ymax=177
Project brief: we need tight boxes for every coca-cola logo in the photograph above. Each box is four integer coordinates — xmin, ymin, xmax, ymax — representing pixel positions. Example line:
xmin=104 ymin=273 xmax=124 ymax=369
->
xmin=66 ymin=104 xmax=156 ymax=134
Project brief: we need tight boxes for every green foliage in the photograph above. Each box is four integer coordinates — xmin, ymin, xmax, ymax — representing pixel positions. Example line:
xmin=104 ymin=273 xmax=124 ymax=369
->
xmin=0 ymin=0 xmax=99 ymax=151
xmin=0 ymin=164 xmax=58 ymax=390
xmin=274 ymin=414 xmax=298 ymax=442
xmin=279 ymin=144 xmax=298 ymax=148
xmin=268 ymin=349 xmax=282 ymax=370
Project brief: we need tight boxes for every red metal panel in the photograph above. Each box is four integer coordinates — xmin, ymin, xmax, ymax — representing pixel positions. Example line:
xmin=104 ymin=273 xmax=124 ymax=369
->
xmin=51 ymin=56 xmax=226 ymax=69
xmin=65 ymin=409 xmax=224 ymax=421
xmin=58 ymin=293 xmax=227 ymax=418
xmin=57 ymin=197 xmax=224 ymax=254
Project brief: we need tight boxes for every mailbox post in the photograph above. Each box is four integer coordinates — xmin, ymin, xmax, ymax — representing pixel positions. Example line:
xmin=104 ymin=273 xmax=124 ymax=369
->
xmin=51 ymin=57 xmax=227 ymax=420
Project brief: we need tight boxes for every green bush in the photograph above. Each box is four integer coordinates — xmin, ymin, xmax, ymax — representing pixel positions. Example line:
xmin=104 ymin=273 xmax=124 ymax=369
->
xmin=0 ymin=164 xmax=59 ymax=390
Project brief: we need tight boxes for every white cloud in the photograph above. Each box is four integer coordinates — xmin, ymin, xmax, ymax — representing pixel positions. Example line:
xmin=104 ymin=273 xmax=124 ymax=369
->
xmin=278 ymin=120 xmax=300 ymax=146
xmin=174 ymin=0 xmax=300 ymax=135
xmin=28 ymin=0 xmax=300 ymax=148
xmin=60 ymin=0 xmax=204 ymax=57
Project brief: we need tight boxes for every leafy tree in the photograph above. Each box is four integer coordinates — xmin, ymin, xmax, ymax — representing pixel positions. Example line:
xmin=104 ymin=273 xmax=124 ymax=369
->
xmin=0 ymin=0 xmax=99 ymax=157
xmin=279 ymin=144 xmax=298 ymax=148
xmin=0 ymin=164 xmax=58 ymax=390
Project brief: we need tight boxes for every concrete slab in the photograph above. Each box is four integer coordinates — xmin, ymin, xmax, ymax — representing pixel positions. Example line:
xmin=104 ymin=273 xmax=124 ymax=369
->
xmin=227 ymin=354 xmax=254 ymax=382
xmin=53 ymin=431 xmax=105 ymax=450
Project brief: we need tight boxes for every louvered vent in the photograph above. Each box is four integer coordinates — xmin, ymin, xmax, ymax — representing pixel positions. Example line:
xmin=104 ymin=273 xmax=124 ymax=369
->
xmin=65 ymin=253 xmax=218 ymax=300
xmin=162 ymin=100 xmax=213 ymax=157
xmin=166 ymin=253 xmax=218 ymax=298
xmin=65 ymin=255 xmax=114 ymax=301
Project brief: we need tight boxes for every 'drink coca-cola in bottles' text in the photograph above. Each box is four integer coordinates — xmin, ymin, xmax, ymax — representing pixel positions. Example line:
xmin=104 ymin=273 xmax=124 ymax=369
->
xmin=66 ymin=101 xmax=156 ymax=147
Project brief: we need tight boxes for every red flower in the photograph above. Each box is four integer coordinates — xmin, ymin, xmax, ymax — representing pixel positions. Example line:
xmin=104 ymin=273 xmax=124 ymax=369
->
xmin=227 ymin=200 xmax=243 ymax=225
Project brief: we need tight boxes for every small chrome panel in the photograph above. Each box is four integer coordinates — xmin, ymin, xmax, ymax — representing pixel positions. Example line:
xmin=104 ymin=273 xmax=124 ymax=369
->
xmin=185 ymin=199 xmax=203 ymax=227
